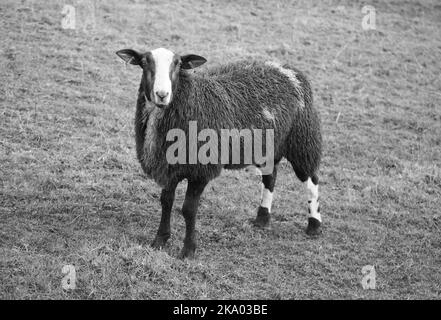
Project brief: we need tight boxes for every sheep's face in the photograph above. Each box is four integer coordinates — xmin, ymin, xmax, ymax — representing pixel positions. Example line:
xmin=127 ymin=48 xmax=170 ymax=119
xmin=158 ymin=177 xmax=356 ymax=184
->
xmin=116 ymin=47 xmax=206 ymax=107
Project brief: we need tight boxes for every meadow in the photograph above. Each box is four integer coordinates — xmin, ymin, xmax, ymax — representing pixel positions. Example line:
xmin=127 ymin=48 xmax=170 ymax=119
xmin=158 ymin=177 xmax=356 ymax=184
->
xmin=0 ymin=0 xmax=440 ymax=299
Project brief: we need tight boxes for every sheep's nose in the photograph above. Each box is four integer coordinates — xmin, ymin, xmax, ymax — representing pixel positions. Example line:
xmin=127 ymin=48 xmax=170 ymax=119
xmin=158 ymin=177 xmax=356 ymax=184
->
xmin=156 ymin=91 xmax=169 ymax=100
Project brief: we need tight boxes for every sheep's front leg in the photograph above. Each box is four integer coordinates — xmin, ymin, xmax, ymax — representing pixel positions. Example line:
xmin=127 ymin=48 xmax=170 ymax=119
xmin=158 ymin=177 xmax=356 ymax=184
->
xmin=179 ymin=180 xmax=208 ymax=259
xmin=151 ymin=182 xmax=178 ymax=249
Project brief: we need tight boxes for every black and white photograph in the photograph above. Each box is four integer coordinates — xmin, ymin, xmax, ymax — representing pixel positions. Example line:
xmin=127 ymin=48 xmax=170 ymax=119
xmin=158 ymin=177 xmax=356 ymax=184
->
xmin=0 ymin=0 xmax=440 ymax=304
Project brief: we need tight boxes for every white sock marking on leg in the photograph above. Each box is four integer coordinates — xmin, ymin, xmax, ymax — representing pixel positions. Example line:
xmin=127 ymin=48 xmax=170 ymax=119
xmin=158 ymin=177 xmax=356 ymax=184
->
xmin=306 ymin=178 xmax=321 ymax=222
xmin=261 ymin=185 xmax=273 ymax=212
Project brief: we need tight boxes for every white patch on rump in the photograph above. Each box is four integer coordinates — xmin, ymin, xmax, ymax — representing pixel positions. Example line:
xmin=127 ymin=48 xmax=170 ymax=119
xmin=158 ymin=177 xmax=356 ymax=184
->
xmin=262 ymin=108 xmax=275 ymax=121
xmin=151 ymin=48 xmax=175 ymax=105
xmin=264 ymin=61 xmax=305 ymax=109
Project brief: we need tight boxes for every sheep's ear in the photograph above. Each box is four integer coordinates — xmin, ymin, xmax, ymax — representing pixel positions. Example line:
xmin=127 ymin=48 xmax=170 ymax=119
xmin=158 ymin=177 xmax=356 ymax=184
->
xmin=116 ymin=49 xmax=143 ymax=66
xmin=181 ymin=54 xmax=207 ymax=69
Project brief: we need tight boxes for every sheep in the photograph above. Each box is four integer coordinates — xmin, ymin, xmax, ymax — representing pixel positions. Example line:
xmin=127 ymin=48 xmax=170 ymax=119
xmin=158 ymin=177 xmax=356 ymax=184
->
xmin=116 ymin=47 xmax=322 ymax=258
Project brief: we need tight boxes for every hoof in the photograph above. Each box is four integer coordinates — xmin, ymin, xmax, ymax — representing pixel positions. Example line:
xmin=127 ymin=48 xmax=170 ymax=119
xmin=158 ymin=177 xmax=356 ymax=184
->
xmin=151 ymin=235 xmax=169 ymax=249
xmin=306 ymin=217 xmax=322 ymax=236
xmin=178 ymin=246 xmax=196 ymax=260
xmin=252 ymin=206 xmax=270 ymax=228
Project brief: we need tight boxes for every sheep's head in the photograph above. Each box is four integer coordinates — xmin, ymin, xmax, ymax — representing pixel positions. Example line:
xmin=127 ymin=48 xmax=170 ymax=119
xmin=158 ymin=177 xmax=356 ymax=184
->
xmin=116 ymin=47 xmax=206 ymax=107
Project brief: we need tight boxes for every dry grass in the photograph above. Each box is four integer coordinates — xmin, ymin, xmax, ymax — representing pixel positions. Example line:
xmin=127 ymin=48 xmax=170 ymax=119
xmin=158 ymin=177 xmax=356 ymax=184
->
xmin=0 ymin=0 xmax=440 ymax=299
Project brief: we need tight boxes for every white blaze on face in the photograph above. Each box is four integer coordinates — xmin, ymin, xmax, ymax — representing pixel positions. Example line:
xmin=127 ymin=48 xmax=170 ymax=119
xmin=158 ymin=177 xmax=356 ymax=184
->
xmin=151 ymin=48 xmax=175 ymax=105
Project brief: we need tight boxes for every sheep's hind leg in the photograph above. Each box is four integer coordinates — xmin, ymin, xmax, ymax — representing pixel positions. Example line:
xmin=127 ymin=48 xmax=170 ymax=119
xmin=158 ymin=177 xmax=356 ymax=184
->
xmin=151 ymin=182 xmax=178 ymax=249
xmin=179 ymin=180 xmax=208 ymax=259
xmin=253 ymin=166 xmax=277 ymax=228
xmin=305 ymin=175 xmax=321 ymax=236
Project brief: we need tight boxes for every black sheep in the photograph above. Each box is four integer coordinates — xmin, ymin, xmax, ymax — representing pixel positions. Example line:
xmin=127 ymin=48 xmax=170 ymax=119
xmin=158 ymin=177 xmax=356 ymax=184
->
xmin=116 ymin=48 xmax=322 ymax=258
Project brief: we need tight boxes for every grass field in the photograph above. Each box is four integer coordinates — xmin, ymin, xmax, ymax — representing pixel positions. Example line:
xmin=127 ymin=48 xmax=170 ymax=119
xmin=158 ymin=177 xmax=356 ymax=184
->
xmin=1 ymin=0 xmax=440 ymax=299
